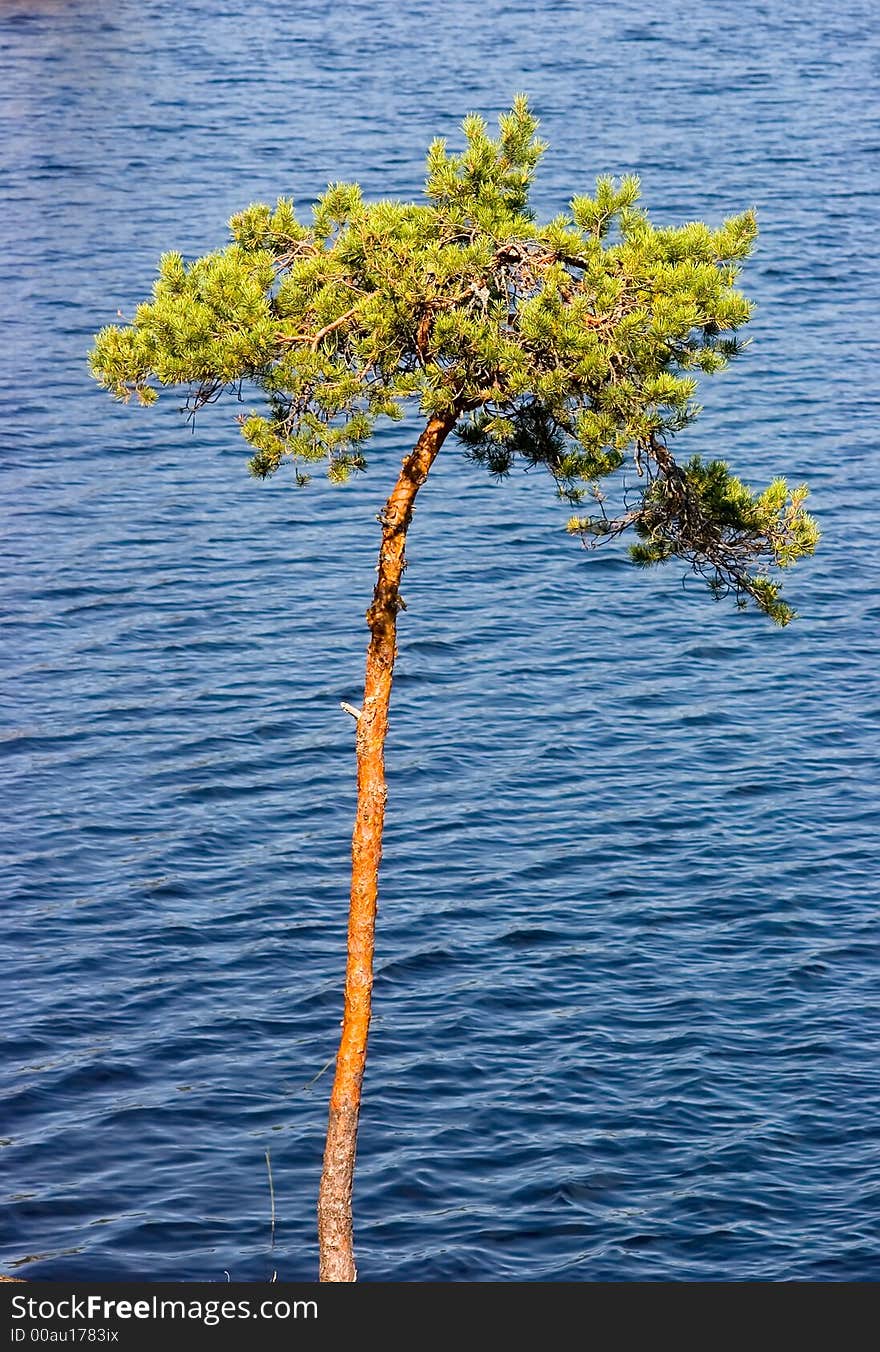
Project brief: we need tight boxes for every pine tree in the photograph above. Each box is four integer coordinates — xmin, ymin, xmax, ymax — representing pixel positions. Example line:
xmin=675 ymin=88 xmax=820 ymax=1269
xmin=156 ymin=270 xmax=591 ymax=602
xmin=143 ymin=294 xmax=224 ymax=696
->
xmin=90 ymin=98 xmax=818 ymax=1281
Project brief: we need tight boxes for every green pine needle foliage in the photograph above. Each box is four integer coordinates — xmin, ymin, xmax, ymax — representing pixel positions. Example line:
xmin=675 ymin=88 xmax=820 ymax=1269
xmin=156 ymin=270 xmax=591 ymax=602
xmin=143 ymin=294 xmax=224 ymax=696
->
xmin=89 ymin=96 xmax=817 ymax=622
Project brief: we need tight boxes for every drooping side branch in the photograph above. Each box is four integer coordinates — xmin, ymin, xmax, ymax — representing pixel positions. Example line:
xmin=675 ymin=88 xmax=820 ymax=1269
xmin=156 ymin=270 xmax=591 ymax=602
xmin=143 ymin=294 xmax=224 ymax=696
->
xmin=566 ymin=434 xmax=818 ymax=625
xmin=317 ymin=410 xmax=458 ymax=1283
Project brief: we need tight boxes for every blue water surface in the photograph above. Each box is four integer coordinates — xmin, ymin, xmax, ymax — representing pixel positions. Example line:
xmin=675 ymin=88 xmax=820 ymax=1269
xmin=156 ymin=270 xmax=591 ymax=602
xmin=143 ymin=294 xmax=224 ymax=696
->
xmin=1 ymin=0 xmax=879 ymax=1281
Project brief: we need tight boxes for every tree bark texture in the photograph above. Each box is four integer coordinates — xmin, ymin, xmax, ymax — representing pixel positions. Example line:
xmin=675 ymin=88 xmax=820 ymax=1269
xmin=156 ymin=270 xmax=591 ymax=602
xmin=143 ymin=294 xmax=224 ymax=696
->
xmin=317 ymin=412 xmax=458 ymax=1282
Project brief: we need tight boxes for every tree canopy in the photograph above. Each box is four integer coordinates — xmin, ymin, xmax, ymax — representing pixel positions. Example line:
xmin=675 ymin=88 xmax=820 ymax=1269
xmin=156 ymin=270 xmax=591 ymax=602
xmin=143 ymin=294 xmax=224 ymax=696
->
xmin=90 ymin=96 xmax=817 ymax=620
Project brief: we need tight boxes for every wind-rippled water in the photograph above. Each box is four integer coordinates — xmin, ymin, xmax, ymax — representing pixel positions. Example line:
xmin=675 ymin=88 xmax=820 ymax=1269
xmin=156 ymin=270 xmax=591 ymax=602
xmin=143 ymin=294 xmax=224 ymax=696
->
xmin=2 ymin=0 xmax=879 ymax=1281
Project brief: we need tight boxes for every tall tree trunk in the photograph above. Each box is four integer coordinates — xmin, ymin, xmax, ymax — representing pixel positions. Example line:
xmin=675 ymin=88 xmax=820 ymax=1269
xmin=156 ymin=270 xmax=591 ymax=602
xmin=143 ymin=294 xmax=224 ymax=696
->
xmin=317 ymin=411 xmax=458 ymax=1282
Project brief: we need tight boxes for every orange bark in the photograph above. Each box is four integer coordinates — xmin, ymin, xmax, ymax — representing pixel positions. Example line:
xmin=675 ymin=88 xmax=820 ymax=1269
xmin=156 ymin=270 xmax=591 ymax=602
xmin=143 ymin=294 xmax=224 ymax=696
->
xmin=317 ymin=411 xmax=458 ymax=1282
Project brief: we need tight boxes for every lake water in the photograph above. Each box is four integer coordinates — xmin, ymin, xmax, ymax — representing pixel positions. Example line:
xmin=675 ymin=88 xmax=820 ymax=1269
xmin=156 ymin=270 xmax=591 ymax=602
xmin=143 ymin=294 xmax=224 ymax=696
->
xmin=2 ymin=0 xmax=879 ymax=1281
